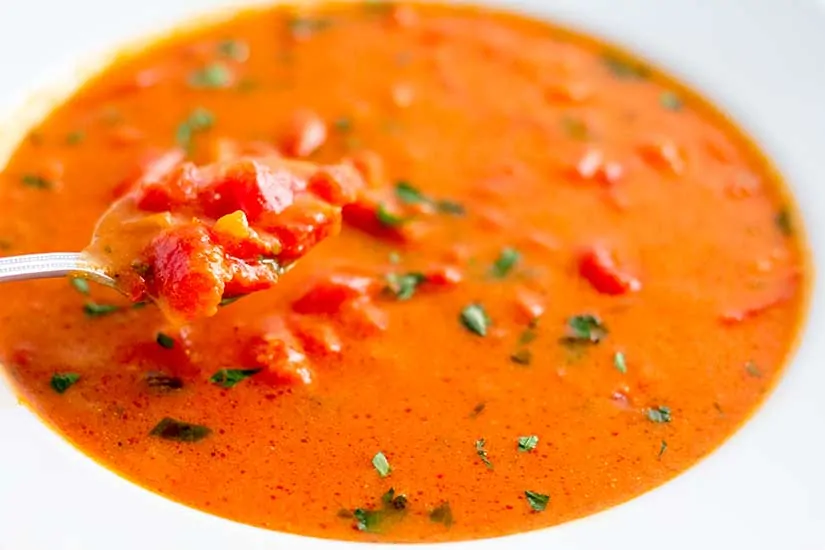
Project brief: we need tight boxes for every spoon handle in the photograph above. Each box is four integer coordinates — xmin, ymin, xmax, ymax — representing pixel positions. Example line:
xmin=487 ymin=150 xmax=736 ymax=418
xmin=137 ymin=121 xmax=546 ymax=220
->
xmin=0 ymin=252 xmax=116 ymax=286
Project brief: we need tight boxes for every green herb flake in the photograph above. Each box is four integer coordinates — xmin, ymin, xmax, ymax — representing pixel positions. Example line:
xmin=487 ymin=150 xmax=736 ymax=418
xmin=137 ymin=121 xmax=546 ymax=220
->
xmin=525 ymin=490 xmax=550 ymax=512
xmin=517 ymin=435 xmax=539 ymax=453
xmin=375 ymin=203 xmax=408 ymax=227
xmin=385 ymin=272 xmax=426 ymax=300
xmin=353 ymin=508 xmax=382 ymax=533
xmin=349 ymin=488 xmax=407 ymax=533
xmin=146 ymin=372 xmax=184 ymax=390
xmin=217 ymin=39 xmax=249 ymax=61
xmin=658 ymin=439 xmax=668 ymax=459
xmin=219 ymin=295 xmax=245 ymax=307
xmin=149 ymin=417 xmax=211 ymax=442
xmin=333 ymin=117 xmax=353 ymax=133
xmin=461 ymin=304 xmax=490 ymax=337
xmin=435 ymin=199 xmax=466 ymax=216
xmin=210 ymin=368 xmax=262 ymax=388
xmin=519 ymin=319 xmax=539 ymax=345
xmin=188 ymin=63 xmax=232 ymax=89
xmin=660 ymin=91 xmax=684 ymax=111
xmin=372 ymin=451 xmax=392 ymax=478
xmin=395 ymin=181 xmax=426 ymax=204
xmin=429 ymin=501 xmax=453 ymax=527
xmin=490 ymin=247 xmax=521 ymax=278
xmin=381 ymin=487 xmax=408 ymax=510
xmin=176 ymin=108 xmax=215 ymax=154
xmin=21 ymin=174 xmax=51 ymax=189
xmin=564 ymin=314 xmax=607 ymax=344
xmin=745 ymin=361 xmax=763 ymax=378
xmin=156 ymin=332 xmax=175 ymax=350
xmin=561 ymin=116 xmax=589 ymax=140
xmin=603 ymin=54 xmax=651 ymax=79
xmin=469 ymin=402 xmax=486 ymax=418
xmin=475 ymin=438 xmax=493 ymax=469
xmin=66 ymin=131 xmax=86 ymax=145
xmin=647 ymin=405 xmax=672 ymax=424
xmin=83 ymin=302 xmax=121 ymax=318
xmin=70 ymin=277 xmax=90 ymax=295
xmin=775 ymin=208 xmax=793 ymax=236
xmin=510 ymin=348 xmax=532 ymax=366
xmin=50 ymin=373 xmax=80 ymax=394
xmin=614 ymin=351 xmax=627 ymax=374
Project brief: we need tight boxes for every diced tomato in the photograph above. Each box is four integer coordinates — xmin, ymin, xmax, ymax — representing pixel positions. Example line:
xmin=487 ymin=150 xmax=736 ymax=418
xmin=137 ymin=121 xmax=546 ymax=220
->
xmin=249 ymin=336 xmax=314 ymax=386
xmin=114 ymin=149 xmax=186 ymax=199
xmin=143 ymin=224 xmax=228 ymax=322
xmin=282 ymin=110 xmax=327 ymax=158
xmin=342 ymin=193 xmax=415 ymax=242
xmin=425 ymin=265 xmax=463 ymax=286
xmin=109 ymin=125 xmax=144 ymax=146
xmin=290 ymin=317 xmax=343 ymax=355
xmin=579 ymin=246 xmax=641 ymax=295
xmin=307 ymin=165 xmax=363 ymax=205
xmin=340 ymin=296 xmax=388 ymax=335
xmin=514 ymin=287 xmax=545 ymax=320
xmin=200 ymin=159 xmax=300 ymax=221
xmin=639 ymin=139 xmax=685 ymax=175
xmin=345 ymin=150 xmax=385 ymax=188
xmin=210 ymin=139 xmax=281 ymax=163
xmin=263 ymin=198 xmax=340 ymax=261
xmin=137 ymin=162 xmax=201 ymax=212
xmin=292 ymin=274 xmax=377 ymax=315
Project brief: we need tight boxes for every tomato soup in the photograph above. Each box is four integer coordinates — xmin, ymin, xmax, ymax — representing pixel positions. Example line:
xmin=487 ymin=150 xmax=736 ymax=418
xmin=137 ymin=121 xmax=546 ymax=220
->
xmin=0 ymin=1 xmax=807 ymax=543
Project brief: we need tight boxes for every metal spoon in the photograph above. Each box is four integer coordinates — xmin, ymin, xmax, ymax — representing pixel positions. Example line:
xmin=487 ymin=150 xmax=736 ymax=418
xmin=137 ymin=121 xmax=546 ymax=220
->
xmin=0 ymin=253 xmax=117 ymax=287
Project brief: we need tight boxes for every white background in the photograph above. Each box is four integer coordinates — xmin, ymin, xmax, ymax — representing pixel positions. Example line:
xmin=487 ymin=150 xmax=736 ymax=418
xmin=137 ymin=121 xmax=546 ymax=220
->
xmin=1 ymin=1 xmax=824 ymax=549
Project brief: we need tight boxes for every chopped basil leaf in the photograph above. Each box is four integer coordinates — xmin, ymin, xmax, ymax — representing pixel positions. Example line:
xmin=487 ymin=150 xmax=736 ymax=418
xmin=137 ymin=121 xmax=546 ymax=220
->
xmin=188 ymin=63 xmax=232 ymax=89
xmin=150 ymin=417 xmax=211 ymax=442
xmin=156 ymin=332 xmax=175 ymax=349
xmin=350 ymin=488 xmax=406 ymax=533
xmin=429 ymin=501 xmax=453 ymax=527
xmin=475 ymin=438 xmax=493 ymax=469
xmin=564 ymin=314 xmax=607 ymax=344
xmin=525 ymin=490 xmax=550 ymax=512
xmin=333 ymin=117 xmax=353 ymax=132
xmin=658 ymin=439 xmax=668 ymax=459
xmin=647 ymin=405 xmax=672 ymax=424
xmin=469 ymin=402 xmax=486 ymax=418
xmin=490 ymin=247 xmax=521 ymax=278
xmin=132 ymin=301 xmax=149 ymax=310
xmin=50 ymin=372 xmax=80 ymax=394
xmin=614 ymin=351 xmax=627 ymax=374
xmin=83 ymin=302 xmax=121 ymax=318
xmin=561 ymin=116 xmax=589 ymax=140
xmin=660 ymin=91 xmax=684 ymax=111
xmin=372 ymin=451 xmax=392 ymax=477
xmin=176 ymin=108 xmax=215 ymax=154
xmin=510 ymin=348 xmax=532 ymax=366
xmin=745 ymin=361 xmax=763 ymax=378
xmin=70 ymin=277 xmax=90 ymax=295
xmin=210 ymin=368 xmax=261 ymax=388
xmin=461 ymin=304 xmax=490 ymax=337
xmin=602 ymin=54 xmax=651 ymax=79
xmin=145 ymin=372 xmax=184 ymax=390
xmin=519 ymin=319 xmax=539 ymax=345
xmin=219 ymin=295 xmax=245 ymax=307
xmin=353 ymin=508 xmax=382 ymax=533
xmin=517 ymin=435 xmax=539 ymax=452
xmin=395 ymin=181 xmax=426 ymax=204
xmin=385 ymin=272 xmax=425 ymax=300
xmin=217 ymin=39 xmax=249 ymax=61
xmin=66 ymin=131 xmax=86 ymax=145
xmin=381 ymin=487 xmax=408 ymax=510
xmin=435 ymin=199 xmax=466 ymax=216
xmin=375 ymin=203 xmax=408 ymax=227
xmin=21 ymin=174 xmax=51 ymax=189
xmin=775 ymin=208 xmax=793 ymax=236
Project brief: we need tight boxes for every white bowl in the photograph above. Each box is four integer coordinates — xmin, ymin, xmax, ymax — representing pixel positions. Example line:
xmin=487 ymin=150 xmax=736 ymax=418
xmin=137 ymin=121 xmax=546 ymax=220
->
xmin=1 ymin=1 xmax=824 ymax=549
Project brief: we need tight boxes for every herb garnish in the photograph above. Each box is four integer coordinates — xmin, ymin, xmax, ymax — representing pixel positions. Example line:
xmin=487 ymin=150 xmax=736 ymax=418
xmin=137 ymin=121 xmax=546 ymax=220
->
xmin=50 ymin=373 xmax=80 ymax=394
xmin=475 ymin=438 xmax=493 ymax=469
xmin=83 ymin=302 xmax=121 ymax=318
xmin=775 ymin=208 xmax=792 ymax=236
xmin=660 ymin=91 xmax=684 ymax=111
xmin=563 ymin=314 xmax=607 ymax=344
xmin=210 ymin=368 xmax=261 ymax=388
xmin=150 ymin=417 xmax=211 ymax=442
xmin=70 ymin=277 xmax=90 ymax=295
xmin=349 ymin=488 xmax=407 ymax=533
xmin=176 ymin=108 xmax=215 ymax=154
xmin=372 ymin=451 xmax=392 ymax=477
xmin=647 ymin=406 xmax=672 ymax=424
xmin=525 ymin=490 xmax=550 ymax=512
xmin=490 ymin=247 xmax=521 ymax=278
xmin=333 ymin=117 xmax=353 ymax=133
xmin=66 ymin=131 xmax=86 ymax=145
xmin=658 ymin=440 xmax=668 ymax=459
xmin=429 ymin=501 xmax=453 ymax=527
xmin=21 ymin=174 xmax=51 ymax=189
xmin=217 ymin=39 xmax=249 ymax=61
xmin=461 ymin=304 xmax=490 ymax=337
xmin=510 ymin=349 xmax=532 ymax=366
xmin=385 ymin=272 xmax=425 ymax=300
xmin=156 ymin=332 xmax=175 ymax=349
xmin=614 ymin=351 xmax=627 ymax=374
xmin=745 ymin=361 xmax=763 ymax=378
xmin=146 ymin=372 xmax=184 ymax=390
xmin=602 ymin=54 xmax=651 ymax=79
xmin=375 ymin=203 xmax=408 ymax=227
xmin=469 ymin=402 xmax=486 ymax=418
xmin=219 ymin=295 xmax=245 ymax=307
xmin=435 ymin=200 xmax=466 ymax=215
xmin=517 ymin=435 xmax=539 ymax=453
xmin=393 ymin=181 xmax=465 ymax=216
xmin=188 ymin=63 xmax=232 ymax=89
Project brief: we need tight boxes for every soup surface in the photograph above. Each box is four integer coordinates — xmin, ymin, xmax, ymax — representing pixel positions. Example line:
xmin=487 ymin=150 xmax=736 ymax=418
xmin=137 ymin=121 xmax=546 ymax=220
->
xmin=0 ymin=1 xmax=808 ymax=543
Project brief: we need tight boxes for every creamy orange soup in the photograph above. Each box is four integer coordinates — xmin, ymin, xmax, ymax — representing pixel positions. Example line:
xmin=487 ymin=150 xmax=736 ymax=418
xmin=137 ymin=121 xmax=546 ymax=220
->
xmin=0 ymin=2 xmax=807 ymax=543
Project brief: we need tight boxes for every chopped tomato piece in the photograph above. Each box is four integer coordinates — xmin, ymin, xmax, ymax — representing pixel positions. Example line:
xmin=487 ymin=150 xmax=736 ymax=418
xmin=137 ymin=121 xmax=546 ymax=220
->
xmin=345 ymin=150 xmax=385 ymax=188
xmin=579 ymin=246 xmax=641 ymax=295
xmin=307 ymin=165 xmax=363 ymax=205
xmin=290 ymin=317 xmax=343 ymax=355
xmin=282 ymin=110 xmax=327 ymax=158
xmin=249 ymin=335 xmax=313 ymax=386
xmin=425 ymin=265 xmax=463 ymax=286
xmin=292 ymin=274 xmax=377 ymax=315
xmin=514 ymin=287 xmax=545 ymax=320
xmin=340 ymin=296 xmax=389 ymax=335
